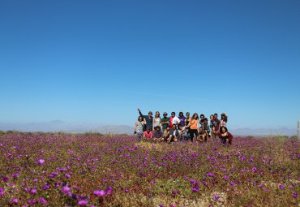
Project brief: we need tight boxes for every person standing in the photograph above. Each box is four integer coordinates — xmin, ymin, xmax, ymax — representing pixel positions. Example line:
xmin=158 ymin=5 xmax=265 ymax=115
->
xmin=169 ymin=112 xmax=181 ymax=128
xmin=134 ymin=116 xmax=145 ymax=142
xmin=187 ymin=113 xmax=199 ymax=142
xmin=153 ymin=111 xmax=162 ymax=129
xmin=211 ymin=113 xmax=220 ymax=139
xmin=161 ymin=112 xmax=170 ymax=132
xmin=200 ymin=114 xmax=210 ymax=136
xmin=178 ymin=112 xmax=186 ymax=130
xmin=185 ymin=112 xmax=191 ymax=140
xmin=138 ymin=108 xmax=153 ymax=131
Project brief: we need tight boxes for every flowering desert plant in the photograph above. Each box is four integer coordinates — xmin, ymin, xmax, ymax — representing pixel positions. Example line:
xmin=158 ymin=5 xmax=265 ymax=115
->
xmin=0 ymin=132 xmax=299 ymax=206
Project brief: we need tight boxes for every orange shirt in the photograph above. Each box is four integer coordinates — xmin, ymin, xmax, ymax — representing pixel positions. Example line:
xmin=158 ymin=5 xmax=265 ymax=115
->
xmin=190 ymin=119 xmax=198 ymax=129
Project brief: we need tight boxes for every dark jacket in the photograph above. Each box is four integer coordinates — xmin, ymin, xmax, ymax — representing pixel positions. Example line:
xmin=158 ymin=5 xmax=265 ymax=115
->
xmin=138 ymin=110 xmax=153 ymax=130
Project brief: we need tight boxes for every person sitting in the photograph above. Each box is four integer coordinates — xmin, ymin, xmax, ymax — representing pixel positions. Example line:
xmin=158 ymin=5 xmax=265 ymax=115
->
xmin=196 ymin=128 xmax=209 ymax=143
xmin=162 ymin=126 xmax=171 ymax=142
xmin=181 ymin=126 xmax=190 ymax=141
xmin=167 ymin=124 xmax=180 ymax=143
xmin=153 ymin=126 xmax=163 ymax=142
xmin=142 ymin=128 xmax=153 ymax=141
xmin=219 ymin=126 xmax=233 ymax=145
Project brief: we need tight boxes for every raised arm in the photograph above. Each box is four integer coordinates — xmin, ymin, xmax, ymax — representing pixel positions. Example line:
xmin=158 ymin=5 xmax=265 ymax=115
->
xmin=138 ymin=108 xmax=144 ymax=117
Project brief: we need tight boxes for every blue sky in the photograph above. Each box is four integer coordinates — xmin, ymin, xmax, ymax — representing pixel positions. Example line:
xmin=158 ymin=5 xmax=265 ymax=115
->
xmin=0 ymin=0 xmax=299 ymax=129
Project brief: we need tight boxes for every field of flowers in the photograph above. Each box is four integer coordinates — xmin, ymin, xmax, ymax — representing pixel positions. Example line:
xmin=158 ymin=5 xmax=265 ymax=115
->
xmin=0 ymin=132 xmax=299 ymax=207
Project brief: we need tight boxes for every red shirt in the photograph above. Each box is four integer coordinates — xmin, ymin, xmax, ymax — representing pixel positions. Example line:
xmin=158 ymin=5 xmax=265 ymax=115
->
xmin=143 ymin=131 xmax=153 ymax=139
xmin=169 ymin=117 xmax=174 ymax=128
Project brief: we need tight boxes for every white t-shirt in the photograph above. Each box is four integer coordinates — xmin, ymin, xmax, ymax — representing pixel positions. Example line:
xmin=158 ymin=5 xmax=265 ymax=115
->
xmin=153 ymin=117 xmax=161 ymax=128
xmin=172 ymin=116 xmax=181 ymax=125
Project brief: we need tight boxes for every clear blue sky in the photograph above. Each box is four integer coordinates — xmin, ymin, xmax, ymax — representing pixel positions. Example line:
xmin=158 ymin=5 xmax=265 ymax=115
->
xmin=0 ymin=0 xmax=299 ymax=129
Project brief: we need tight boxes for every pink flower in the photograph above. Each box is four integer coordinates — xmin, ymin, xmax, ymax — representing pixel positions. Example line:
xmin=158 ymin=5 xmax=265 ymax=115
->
xmin=62 ymin=186 xmax=71 ymax=195
xmin=78 ymin=200 xmax=88 ymax=206
xmin=94 ymin=190 xmax=106 ymax=197
xmin=252 ymin=167 xmax=257 ymax=173
xmin=30 ymin=188 xmax=37 ymax=195
xmin=38 ymin=159 xmax=45 ymax=165
xmin=0 ymin=188 xmax=4 ymax=196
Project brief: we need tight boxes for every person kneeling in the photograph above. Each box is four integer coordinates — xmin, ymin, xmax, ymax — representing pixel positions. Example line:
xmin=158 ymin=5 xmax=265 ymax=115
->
xmin=196 ymin=128 xmax=209 ymax=143
xmin=167 ymin=125 xmax=180 ymax=143
xmin=153 ymin=126 xmax=163 ymax=142
xmin=219 ymin=126 xmax=233 ymax=145
xmin=143 ymin=128 xmax=153 ymax=141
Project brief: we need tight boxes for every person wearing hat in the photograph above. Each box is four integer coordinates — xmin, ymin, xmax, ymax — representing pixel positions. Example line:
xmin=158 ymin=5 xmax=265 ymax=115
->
xmin=138 ymin=108 xmax=154 ymax=131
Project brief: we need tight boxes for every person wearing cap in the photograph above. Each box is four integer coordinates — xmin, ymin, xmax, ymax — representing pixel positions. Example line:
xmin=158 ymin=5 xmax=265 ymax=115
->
xmin=161 ymin=112 xmax=170 ymax=132
xmin=138 ymin=108 xmax=153 ymax=131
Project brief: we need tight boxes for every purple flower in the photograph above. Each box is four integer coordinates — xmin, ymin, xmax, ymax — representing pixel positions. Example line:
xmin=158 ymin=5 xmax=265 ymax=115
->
xmin=105 ymin=186 xmax=113 ymax=195
xmin=192 ymin=186 xmax=200 ymax=192
xmin=49 ymin=172 xmax=58 ymax=179
xmin=65 ymin=173 xmax=71 ymax=179
xmin=0 ymin=187 xmax=4 ymax=196
xmin=94 ymin=190 xmax=106 ymax=197
xmin=43 ymin=184 xmax=50 ymax=190
xmin=10 ymin=198 xmax=18 ymax=205
xmin=12 ymin=173 xmax=20 ymax=179
xmin=30 ymin=188 xmax=37 ymax=195
xmin=38 ymin=197 xmax=48 ymax=205
xmin=292 ymin=192 xmax=298 ymax=199
xmin=278 ymin=184 xmax=285 ymax=190
xmin=27 ymin=199 xmax=37 ymax=205
xmin=78 ymin=200 xmax=88 ymax=206
xmin=213 ymin=194 xmax=220 ymax=201
xmin=223 ymin=175 xmax=229 ymax=181
xmin=207 ymin=172 xmax=215 ymax=177
xmin=252 ymin=167 xmax=257 ymax=173
xmin=62 ymin=186 xmax=71 ymax=195
xmin=38 ymin=159 xmax=45 ymax=165
xmin=2 ymin=176 xmax=9 ymax=182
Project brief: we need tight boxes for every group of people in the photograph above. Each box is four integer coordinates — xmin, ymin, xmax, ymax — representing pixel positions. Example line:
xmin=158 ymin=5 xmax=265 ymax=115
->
xmin=134 ymin=108 xmax=233 ymax=145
